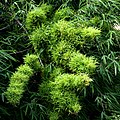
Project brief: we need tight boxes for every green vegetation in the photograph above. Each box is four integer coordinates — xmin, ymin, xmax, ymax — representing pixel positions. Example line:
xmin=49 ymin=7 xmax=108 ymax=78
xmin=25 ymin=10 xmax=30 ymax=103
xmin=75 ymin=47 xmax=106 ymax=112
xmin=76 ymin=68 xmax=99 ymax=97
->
xmin=5 ymin=54 xmax=40 ymax=105
xmin=0 ymin=0 xmax=120 ymax=120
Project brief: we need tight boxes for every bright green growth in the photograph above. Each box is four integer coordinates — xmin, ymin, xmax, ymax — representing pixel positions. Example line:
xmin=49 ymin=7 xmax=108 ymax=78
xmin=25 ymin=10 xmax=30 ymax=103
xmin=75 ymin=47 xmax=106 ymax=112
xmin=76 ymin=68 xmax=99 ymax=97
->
xmin=5 ymin=84 xmax=24 ymax=105
xmin=28 ymin=5 xmax=98 ymax=118
xmin=69 ymin=52 xmax=97 ymax=74
xmin=5 ymin=65 xmax=33 ymax=105
xmin=26 ymin=4 xmax=52 ymax=31
xmin=51 ymin=40 xmax=74 ymax=66
xmin=50 ymin=90 xmax=81 ymax=113
xmin=39 ymin=3 xmax=52 ymax=14
xmin=53 ymin=7 xmax=74 ymax=21
xmin=40 ymin=73 xmax=92 ymax=119
xmin=39 ymin=67 xmax=64 ymax=99
xmin=54 ymin=20 xmax=73 ymax=36
xmin=50 ymin=67 xmax=64 ymax=79
xmin=52 ymin=73 xmax=93 ymax=90
xmin=5 ymin=54 xmax=40 ymax=105
xmin=53 ymin=20 xmax=84 ymax=46
xmin=17 ymin=64 xmax=33 ymax=77
xmin=26 ymin=8 xmax=46 ymax=30
xmin=29 ymin=25 xmax=50 ymax=51
xmin=29 ymin=19 xmax=101 ymax=54
xmin=29 ymin=20 xmax=84 ymax=52
xmin=25 ymin=4 xmax=99 ymax=119
xmin=81 ymin=27 xmax=101 ymax=40
xmin=24 ymin=54 xmax=41 ymax=71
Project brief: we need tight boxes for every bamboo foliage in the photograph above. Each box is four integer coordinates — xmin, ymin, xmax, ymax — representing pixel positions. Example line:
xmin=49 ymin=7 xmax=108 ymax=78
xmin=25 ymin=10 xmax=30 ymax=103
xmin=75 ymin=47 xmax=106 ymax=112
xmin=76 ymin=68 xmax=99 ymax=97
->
xmin=4 ymin=54 xmax=41 ymax=105
xmin=0 ymin=0 xmax=120 ymax=120
xmin=26 ymin=4 xmax=99 ymax=120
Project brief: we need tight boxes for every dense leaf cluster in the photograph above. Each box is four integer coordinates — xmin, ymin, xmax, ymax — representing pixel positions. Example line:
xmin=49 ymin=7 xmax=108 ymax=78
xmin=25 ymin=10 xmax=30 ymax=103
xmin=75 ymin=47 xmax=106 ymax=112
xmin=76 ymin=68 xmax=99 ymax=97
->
xmin=23 ymin=3 xmax=99 ymax=119
xmin=0 ymin=0 xmax=120 ymax=120
xmin=5 ymin=54 xmax=41 ymax=105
